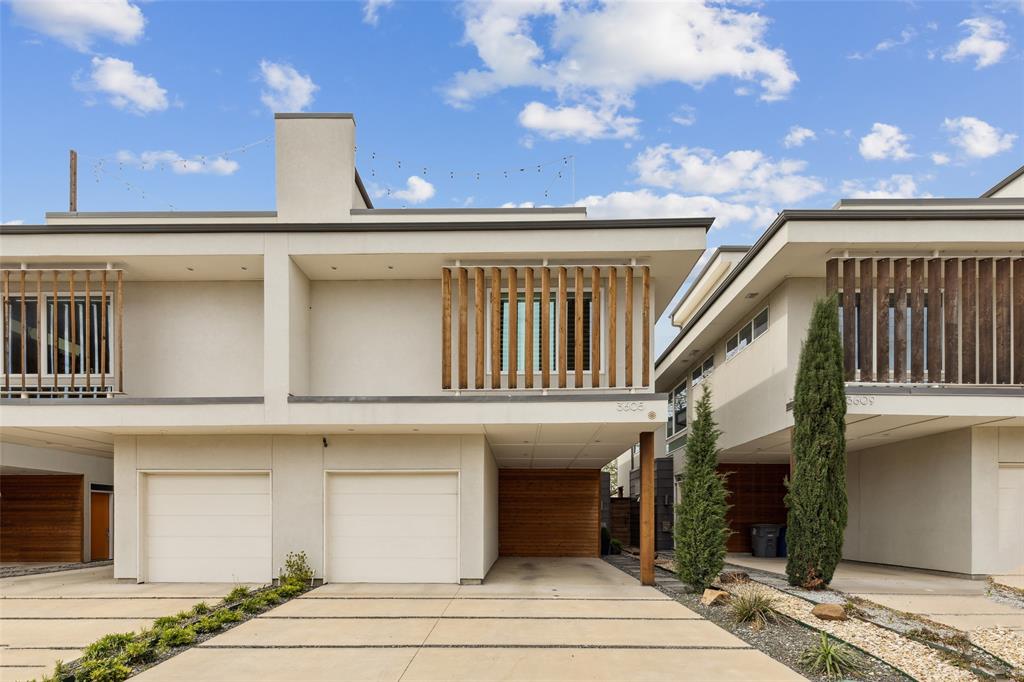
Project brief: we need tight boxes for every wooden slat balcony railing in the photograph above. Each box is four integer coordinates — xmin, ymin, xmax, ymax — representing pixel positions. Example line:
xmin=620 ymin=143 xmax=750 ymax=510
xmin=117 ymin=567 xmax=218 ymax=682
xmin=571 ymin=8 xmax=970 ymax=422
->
xmin=1 ymin=268 xmax=124 ymax=398
xmin=826 ymin=257 xmax=1024 ymax=385
xmin=440 ymin=264 xmax=651 ymax=391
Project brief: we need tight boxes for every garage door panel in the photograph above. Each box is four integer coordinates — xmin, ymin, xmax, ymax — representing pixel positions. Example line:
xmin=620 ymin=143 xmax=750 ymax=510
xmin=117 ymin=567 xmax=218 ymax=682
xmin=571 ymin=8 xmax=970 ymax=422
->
xmin=329 ymin=558 xmax=457 ymax=584
xmin=328 ymin=514 xmax=457 ymax=539
xmin=146 ymin=535 xmax=272 ymax=559
xmin=146 ymin=473 xmax=269 ymax=495
xmin=147 ymin=493 xmax=269 ymax=516
xmin=327 ymin=493 xmax=457 ymax=517
xmin=326 ymin=473 xmax=459 ymax=584
xmin=332 ymin=535 xmax=457 ymax=560
xmin=329 ymin=474 xmax=457 ymax=495
xmin=144 ymin=473 xmax=271 ymax=583
xmin=146 ymin=514 xmax=270 ymax=538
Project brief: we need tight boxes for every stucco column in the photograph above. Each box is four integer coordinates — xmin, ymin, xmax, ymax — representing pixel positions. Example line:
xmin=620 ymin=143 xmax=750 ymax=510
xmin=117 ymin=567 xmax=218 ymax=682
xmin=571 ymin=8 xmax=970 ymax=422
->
xmin=263 ymin=236 xmax=310 ymax=421
xmin=639 ymin=431 xmax=655 ymax=585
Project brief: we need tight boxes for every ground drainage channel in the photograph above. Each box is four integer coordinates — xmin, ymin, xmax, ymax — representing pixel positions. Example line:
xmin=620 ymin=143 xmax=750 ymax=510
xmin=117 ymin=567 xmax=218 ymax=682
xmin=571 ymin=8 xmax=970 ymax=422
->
xmin=604 ymin=555 xmax=909 ymax=682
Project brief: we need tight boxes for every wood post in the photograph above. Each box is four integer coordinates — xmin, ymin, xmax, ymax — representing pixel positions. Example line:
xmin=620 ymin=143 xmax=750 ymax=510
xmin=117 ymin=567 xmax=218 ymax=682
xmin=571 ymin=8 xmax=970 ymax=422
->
xmin=608 ymin=267 xmax=617 ymax=388
xmin=927 ymin=259 xmax=942 ymax=383
xmin=557 ymin=267 xmax=568 ymax=388
xmin=490 ymin=267 xmax=501 ymax=389
xmin=825 ymin=259 xmax=838 ymax=299
xmin=961 ymin=259 xmax=977 ymax=384
xmin=474 ymin=268 xmax=485 ymax=389
xmin=69 ymin=271 xmax=76 ymax=389
xmin=893 ymin=259 xmax=907 ymax=382
xmin=116 ymin=270 xmax=124 ymax=394
xmin=508 ymin=267 xmax=518 ymax=388
xmin=83 ymin=271 xmax=91 ymax=390
xmin=36 ymin=270 xmax=42 ymax=390
xmin=69 ymin=150 xmax=78 ymax=212
xmin=541 ymin=268 xmax=550 ymax=388
xmin=441 ymin=268 xmax=452 ymax=390
xmin=54 ymin=270 xmax=60 ymax=391
xmin=625 ymin=266 xmax=634 ymax=387
xmin=639 ymin=431 xmax=655 ymax=586
xmin=943 ymin=259 xmax=959 ymax=384
xmin=875 ymin=259 xmax=890 ymax=382
xmin=19 ymin=270 xmax=27 ymax=391
xmin=642 ymin=266 xmax=650 ymax=387
xmin=858 ymin=259 xmax=873 ymax=382
xmin=574 ymin=267 xmax=584 ymax=388
xmin=1014 ymin=259 xmax=1024 ymax=385
xmin=591 ymin=266 xmax=601 ymax=388
xmin=458 ymin=268 xmax=468 ymax=389
xmin=524 ymin=268 xmax=534 ymax=389
xmin=909 ymin=259 xmax=925 ymax=383
xmin=842 ymin=259 xmax=856 ymax=381
xmin=995 ymin=259 xmax=1011 ymax=384
xmin=978 ymin=259 xmax=993 ymax=384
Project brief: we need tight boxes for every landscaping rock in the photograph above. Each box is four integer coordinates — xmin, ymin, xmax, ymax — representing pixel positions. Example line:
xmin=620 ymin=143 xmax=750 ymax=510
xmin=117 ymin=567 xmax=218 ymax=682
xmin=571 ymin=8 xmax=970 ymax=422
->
xmin=701 ymin=588 xmax=730 ymax=607
xmin=811 ymin=603 xmax=848 ymax=621
xmin=719 ymin=570 xmax=750 ymax=584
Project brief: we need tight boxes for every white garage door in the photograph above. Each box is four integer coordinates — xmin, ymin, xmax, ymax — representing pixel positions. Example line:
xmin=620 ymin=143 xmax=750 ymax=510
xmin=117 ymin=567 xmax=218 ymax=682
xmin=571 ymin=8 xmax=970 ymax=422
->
xmin=326 ymin=472 xmax=458 ymax=583
xmin=998 ymin=465 xmax=1024 ymax=575
xmin=144 ymin=472 xmax=271 ymax=583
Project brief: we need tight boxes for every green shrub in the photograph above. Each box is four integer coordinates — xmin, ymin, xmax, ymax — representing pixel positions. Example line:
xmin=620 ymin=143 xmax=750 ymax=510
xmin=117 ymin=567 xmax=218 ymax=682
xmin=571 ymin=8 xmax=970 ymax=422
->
xmin=81 ymin=633 xmax=134 ymax=661
xmin=280 ymin=550 xmax=314 ymax=586
xmin=261 ymin=590 xmax=282 ymax=606
xmin=215 ymin=608 xmax=242 ymax=625
xmin=610 ymin=538 xmax=622 ymax=554
xmin=193 ymin=615 xmax=222 ymax=634
xmin=674 ymin=386 xmax=731 ymax=591
xmin=120 ymin=640 xmax=156 ymax=665
xmin=151 ymin=614 xmax=184 ymax=630
xmin=799 ymin=632 xmax=863 ymax=679
xmin=40 ymin=659 xmax=68 ymax=682
xmin=240 ymin=597 xmax=266 ymax=614
xmin=74 ymin=657 xmax=131 ymax=682
xmin=190 ymin=601 xmax=212 ymax=616
xmin=785 ymin=294 xmax=847 ymax=589
xmin=277 ymin=583 xmax=303 ymax=598
xmin=729 ymin=587 xmax=779 ymax=630
xmin=223 ymin=585 xmax=251 ymax=604
xmin=157 ymin=626 xmax=196 ymax=649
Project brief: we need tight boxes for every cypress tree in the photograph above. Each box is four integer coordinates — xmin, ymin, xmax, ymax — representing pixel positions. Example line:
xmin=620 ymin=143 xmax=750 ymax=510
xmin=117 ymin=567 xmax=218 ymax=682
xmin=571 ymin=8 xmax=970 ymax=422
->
xmin=785 ymin=294 xmax=847 ymax=588
xmin=674 ymin=386 xmax=730 ymax=590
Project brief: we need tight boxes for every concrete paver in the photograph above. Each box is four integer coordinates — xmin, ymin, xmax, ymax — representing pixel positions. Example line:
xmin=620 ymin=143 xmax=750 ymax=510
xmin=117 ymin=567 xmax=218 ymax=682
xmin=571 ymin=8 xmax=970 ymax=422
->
xmin=138 ymin=558 xmax=804 ymax=681
xmin=0 ymin=565 xmax=243 ymax=681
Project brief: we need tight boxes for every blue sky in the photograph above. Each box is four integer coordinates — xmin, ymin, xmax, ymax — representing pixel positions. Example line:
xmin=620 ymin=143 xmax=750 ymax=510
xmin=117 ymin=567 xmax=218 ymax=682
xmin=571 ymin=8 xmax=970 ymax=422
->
xmin=2 ymin=0 xmax=1021 ymax=348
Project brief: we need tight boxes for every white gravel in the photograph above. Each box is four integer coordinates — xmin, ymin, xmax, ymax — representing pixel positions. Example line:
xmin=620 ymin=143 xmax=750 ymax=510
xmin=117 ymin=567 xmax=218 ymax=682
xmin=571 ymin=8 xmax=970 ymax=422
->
xmin=969 ymin=626 xmax=1024 ymax=671
xmin=728 ymin=583 xmax=977 ymax=682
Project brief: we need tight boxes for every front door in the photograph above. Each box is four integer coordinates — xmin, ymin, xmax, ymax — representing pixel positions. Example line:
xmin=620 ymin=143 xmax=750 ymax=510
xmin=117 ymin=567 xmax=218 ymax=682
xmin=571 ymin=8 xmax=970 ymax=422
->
xmin=90 ymin=492 xmax=111 ymax=561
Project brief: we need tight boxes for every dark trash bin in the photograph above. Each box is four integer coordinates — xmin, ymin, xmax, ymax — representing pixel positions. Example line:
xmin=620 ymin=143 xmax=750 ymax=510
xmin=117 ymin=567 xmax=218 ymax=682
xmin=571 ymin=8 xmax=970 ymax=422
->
xmin=751 ymin=523 xmax=783 ymax=558
xmin=778 ymin=525 xmax=788 ymax=558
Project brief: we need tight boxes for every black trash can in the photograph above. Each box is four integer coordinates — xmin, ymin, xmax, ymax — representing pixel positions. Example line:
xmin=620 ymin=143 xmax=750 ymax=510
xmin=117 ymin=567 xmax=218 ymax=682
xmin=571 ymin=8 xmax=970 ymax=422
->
xmin=751 ymin=523 xmax=783 ymax=558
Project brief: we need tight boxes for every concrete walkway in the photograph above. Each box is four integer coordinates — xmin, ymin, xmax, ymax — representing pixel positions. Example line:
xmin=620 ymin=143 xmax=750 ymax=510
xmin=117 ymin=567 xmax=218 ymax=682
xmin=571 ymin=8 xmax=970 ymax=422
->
xmin=136 ymin=558 xmax=803 ymax=681
xmin=727 ymin=554 xmax=1024 ymax=632
xmin=0 ymin=565 xmax=240 ymax=681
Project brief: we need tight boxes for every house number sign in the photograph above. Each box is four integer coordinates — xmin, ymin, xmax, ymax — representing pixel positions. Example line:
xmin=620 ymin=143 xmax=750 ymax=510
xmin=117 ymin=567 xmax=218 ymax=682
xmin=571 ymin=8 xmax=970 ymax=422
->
xmin=616 ymin=401 xmax=644 ymax=412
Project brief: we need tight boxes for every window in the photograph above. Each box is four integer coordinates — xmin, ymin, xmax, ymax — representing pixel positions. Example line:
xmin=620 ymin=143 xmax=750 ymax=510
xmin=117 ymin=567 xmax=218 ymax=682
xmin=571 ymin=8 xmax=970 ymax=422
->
xmin=2 ymin=294 xmax=111 ymax=379
xmin=667 ymin=383 xmax=687 ymax=437
xmin=691 ymin=355 xmax=714 ymax=386
xmin=725 ymin=306 xmax=768 ymax=360
xmin=499 ymin=291 xmax=592 ymax=372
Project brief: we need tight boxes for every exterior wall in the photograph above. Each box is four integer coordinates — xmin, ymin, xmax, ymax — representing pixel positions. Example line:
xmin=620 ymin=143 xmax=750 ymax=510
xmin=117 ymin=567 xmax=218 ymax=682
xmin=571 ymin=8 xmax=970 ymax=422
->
xmin=0 ymin=442 xmax=113 ymax=562
xmin=124 ymin=281 xmax=263 ymax=397
xmin=969 ymin=426 xmax=1024 ymax=574
xmin=845 ymin=429 xmax=974 ymax=574
xmin=114 ymin=433 xmax=498 ymax=582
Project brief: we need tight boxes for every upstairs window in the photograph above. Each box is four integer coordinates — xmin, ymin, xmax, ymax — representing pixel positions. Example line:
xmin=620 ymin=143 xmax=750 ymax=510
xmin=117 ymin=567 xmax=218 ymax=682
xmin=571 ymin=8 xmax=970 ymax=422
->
xmin=726 ymin=306 xmax=769 ymax=360
xmin=500 ymin=292 xmax=592 ymax=372
xmin=3 ymin=294 xmax=111 ymax=377
xmin=667 ymin=383 xmax=687 ymax=437
xmin=691 ymin=355 xmax=714 ymax=386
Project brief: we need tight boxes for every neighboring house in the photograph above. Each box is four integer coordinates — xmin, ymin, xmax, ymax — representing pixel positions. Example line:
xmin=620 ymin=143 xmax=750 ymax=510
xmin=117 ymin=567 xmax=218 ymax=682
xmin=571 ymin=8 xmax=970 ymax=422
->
xmin=646 ymin=166 xmax=1024 ymax=577
xmin=0 ymin=113 xmax=706 ymax=583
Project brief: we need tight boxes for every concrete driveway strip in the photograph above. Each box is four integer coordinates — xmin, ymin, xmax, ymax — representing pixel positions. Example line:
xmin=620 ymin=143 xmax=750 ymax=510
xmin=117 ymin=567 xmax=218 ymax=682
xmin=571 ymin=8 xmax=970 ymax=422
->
xmin=137 ymin=558 xmax=804 ymax=681
xmin=0 ymin=565 xmax=243 ymax=682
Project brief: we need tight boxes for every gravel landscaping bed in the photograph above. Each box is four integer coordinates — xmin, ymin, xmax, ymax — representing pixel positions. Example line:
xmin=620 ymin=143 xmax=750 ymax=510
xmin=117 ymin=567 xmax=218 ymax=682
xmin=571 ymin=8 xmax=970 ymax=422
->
xmin=0 ymin=561 xmax=112 ymax=579
xmin=605 ymin=555 xmax=908 ymax=682
xmin=968 ymin=627 xmax=1024 ymax=672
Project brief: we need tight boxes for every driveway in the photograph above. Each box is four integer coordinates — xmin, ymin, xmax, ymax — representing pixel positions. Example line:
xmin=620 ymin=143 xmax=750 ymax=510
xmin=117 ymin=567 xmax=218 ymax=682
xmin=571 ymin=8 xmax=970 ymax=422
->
xmin=728 ymin=554 xmax=1024 ymax=632
xmin=0 ymin=565 xmax=239 ymax=681
xmin=136 ymin=558 xmax=802 ymax=681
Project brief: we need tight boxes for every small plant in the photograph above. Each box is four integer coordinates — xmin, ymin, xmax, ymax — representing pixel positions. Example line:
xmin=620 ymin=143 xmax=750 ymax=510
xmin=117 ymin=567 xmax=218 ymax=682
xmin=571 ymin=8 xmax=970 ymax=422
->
xmin=193 ymin=615 xmax=222 ymax=634
xmin=157 ymin=625 xmax=197 ymax=649
xmin=215 ymin=608 xmax=242 ymax=625
xmin=240 ymin=596 xmax=266 ymax=614
xmin=190 ymin=601 xmax=212 ymax=616
xmin=151 ymin=614 xmax=184 ymax=630
xmin=799 ymin=632 xmax=863 ymax=679
xmin=277 ymin=582 xmax=303 ymax=598
xmin=39 ymin=659 xmax=68 ymax=682
xmin=82 ymin=633 xmax=134 ymax=660
xmin=75 ymin=656 xmax=132 ymax=682
xmin=121 ymin=640 xmax=156 ymax=665
xmin=610 ymin=538 xmax=623 ymax=554
xmin=224 ymin=585 xmax=251 ymax=604
xmin=729 ymin=587 xmax=779 ymax=630
xmin=280 ymin=550 xmax=314 ymax=586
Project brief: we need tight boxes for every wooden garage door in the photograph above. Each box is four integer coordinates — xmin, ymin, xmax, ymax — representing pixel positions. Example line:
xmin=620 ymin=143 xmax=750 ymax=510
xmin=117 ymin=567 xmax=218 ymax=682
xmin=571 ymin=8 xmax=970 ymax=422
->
xmin=144 ymin=473 xmax=271 ymax=583
xmin=499 ymin=469 xmax=599 ymax=557
xmin=326 ymin=472 xmax=459 ymax=583
xmin=0 ymin=475 xmax=83 ymax=562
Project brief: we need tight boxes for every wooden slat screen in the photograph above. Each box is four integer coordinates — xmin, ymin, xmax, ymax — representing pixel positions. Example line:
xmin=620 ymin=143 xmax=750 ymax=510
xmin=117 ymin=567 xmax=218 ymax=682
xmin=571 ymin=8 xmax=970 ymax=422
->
xmin=498 ymin=469 xmax=599 ymax=557
xmin=830 ymin=256 xmax=1020 ymax=386
xmin=0 ymin=475 xmax=83 ymax=562
xmin=439 ymin=265 xmax=652 ymax=391
xmin=1 ymin=268 xmax=124 ymax=397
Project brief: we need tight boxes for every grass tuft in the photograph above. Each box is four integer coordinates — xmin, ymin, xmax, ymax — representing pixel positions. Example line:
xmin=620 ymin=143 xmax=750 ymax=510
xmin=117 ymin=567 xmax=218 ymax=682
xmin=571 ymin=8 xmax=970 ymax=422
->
xmin=729 ymin=587 xmax=779 ymax=630
xmin=799 ymin=631 xmax=863 ymax=679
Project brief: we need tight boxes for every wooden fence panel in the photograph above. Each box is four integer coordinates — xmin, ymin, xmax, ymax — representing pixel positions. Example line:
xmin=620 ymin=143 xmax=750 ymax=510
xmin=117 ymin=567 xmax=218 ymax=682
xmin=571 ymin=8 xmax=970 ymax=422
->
xmin=995 ymin=258 xmax=1011 ymax=384
xmin=842 ymin=259 xmax=856 ymax=380
xmin=927 ymin=258 xmax=942 ymax=383
xmin=910 ymin=259 xmax=925 ymax=383
xmin=875 ymin=259 xmax=890 ymax=382
xmin=893 ymin=259 xmax=908 ymax=382
xmin=978 ymin=259 xmax=994 ymax=384
xmin=944 ymin=259 xmax=959 ymax=384
xmin=962 ymin=259 xmax=977 ymax=383
xmin=859 ymin=259 xmax=874 ymax=382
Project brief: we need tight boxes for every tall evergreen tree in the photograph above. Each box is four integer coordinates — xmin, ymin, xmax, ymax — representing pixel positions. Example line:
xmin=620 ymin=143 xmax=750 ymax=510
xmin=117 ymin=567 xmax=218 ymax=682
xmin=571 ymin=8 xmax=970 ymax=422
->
xmin=674 ymin=386 xmax=730 ymax=590
xmin=785 ymin=294 xmax=847 ymax=588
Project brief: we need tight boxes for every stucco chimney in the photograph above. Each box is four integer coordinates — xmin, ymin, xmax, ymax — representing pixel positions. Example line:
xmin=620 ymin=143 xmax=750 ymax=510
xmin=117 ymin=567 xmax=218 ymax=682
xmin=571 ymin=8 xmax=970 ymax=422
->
xmin=275 ymin=113 xmax=356 ymax=222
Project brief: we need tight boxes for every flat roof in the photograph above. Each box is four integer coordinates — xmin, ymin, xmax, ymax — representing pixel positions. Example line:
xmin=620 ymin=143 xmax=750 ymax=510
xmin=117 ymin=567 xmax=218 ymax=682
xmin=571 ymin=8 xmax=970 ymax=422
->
xmin=3 ymin=216 xmax=715 ymax=235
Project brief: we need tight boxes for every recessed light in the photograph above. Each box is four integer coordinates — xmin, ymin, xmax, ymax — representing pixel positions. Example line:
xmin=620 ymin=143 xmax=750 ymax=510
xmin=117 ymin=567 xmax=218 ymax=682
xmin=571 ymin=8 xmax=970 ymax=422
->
xmin=240 ymin=266 xmax=248 ymax=271
xmin=413 ymin=428 xmax=420 ymax=432
xmin=387 ymin=265 xmax=394 ymax=270
xmin=186 ymin=267 xmax=194 ymax=272
xmin=347 ymin=428 xmax=354 ymax=432
xmin=330 ymin=266 xmax=338 ymax=271
xmin=745 ymin=292 xmax=759 ymax=299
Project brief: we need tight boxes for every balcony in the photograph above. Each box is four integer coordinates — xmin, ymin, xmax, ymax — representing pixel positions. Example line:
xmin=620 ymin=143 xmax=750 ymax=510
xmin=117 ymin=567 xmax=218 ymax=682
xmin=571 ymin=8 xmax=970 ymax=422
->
xmin=440 ymin=264 xmax=652 ymax=392
xmin=827 ymin=257 xmax=1023 ymax=385
xmin=1 ymin=268 xmax=123 ymax=398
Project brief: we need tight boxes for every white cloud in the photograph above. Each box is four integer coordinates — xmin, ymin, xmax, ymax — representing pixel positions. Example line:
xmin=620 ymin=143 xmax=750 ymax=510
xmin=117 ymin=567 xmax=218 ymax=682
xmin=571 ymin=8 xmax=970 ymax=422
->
xmin=3 ymin=220 xmax=25 ymax=225
xmin=387 ymin=176 xmax=436 ymax=204
xmin=363 ymin=0 xmax=393 ymax=26
xmin=576 ymin=189 xmax=775 ymax=228
xmin=518 ymin=101 xmax=639 ymax=140
xmin=783 ymin=125 xmax=815 ymax=148
xmin=931 ymin=152 xmax=951 ymax=165
xmin=116 ymin=150 xmax=239 ymax=175
xmin=840 ymin=174 xmax=927 ymax=199
xmin=859 ymin=123 xmax=913 ymax=160
xmin=671 ymin=105 xmax=696 ymax=127
xmin=943 ymin=116 xmax=1016 ymax=158
xmin=259 ymin=60 xmax=318 ymax=112
xmin=9 ymin=0 xmax=144 ymax=52
xmin=83 ymin=57 xmax=168 ymax=114
xmin=632 ymin=144 xmax=825 ymax=204
xmin=446 ymin=1 xmax=797 ymax=137
xmin=875 ymin=27 xmax=916 ymax=52
xmin=944 ymin=17 xmax=1009 ymax=68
